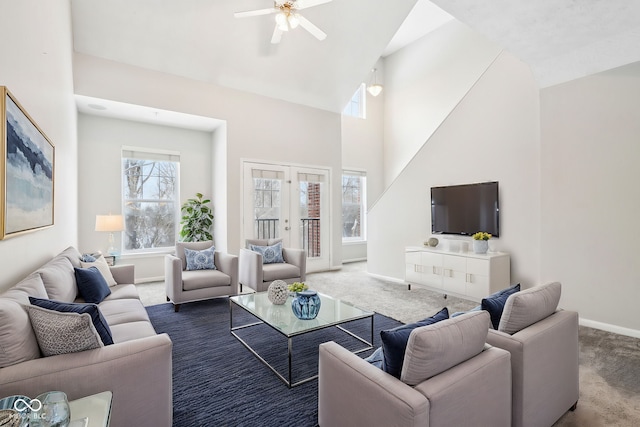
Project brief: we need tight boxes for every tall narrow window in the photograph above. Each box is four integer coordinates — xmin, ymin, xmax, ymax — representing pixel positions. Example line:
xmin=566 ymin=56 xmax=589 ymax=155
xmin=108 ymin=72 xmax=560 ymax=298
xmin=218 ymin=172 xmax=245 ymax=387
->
xmin=122 ymin=147 xmax=179 ymax=253
xmin=342 ymin=171 xmax=367 ymax=242
xmin=342 ymin=83 xmax=366 ymax=119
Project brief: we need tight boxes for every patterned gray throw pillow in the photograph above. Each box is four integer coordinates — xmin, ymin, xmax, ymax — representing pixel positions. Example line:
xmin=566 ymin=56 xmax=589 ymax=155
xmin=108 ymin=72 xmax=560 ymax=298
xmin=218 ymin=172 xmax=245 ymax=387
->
xmin=250 ymin=241 xmax=285 ymax=264
xmin=184 ymin=246 xmax=217 ymax=271
xmin=27 ymin=305 xmax=103 ymax=357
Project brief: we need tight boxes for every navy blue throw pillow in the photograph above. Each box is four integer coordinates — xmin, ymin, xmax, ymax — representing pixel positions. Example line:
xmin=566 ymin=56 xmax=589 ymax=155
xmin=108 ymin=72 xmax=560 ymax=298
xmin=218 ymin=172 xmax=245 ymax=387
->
xmin=74 ymin=266 xmax=112 ymax=304
xmin=481 ymin=283 xmax=521 ymax=329
xmin=380 ymin=307 xmax=449 ymax=378
xmin=28 ymin=296 xmax=114 ymax=346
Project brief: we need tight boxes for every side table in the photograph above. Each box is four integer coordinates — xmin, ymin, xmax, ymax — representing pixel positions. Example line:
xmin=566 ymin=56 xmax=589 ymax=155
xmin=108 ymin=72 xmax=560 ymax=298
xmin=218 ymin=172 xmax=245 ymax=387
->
xmin=69 ymin=391 xmax=112 ymax=427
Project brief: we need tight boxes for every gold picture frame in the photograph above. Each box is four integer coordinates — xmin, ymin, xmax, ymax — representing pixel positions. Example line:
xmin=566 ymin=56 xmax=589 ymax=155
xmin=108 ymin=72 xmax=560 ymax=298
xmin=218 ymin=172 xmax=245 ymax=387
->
xmin=0 ymin=87 xmax=55 ymax=239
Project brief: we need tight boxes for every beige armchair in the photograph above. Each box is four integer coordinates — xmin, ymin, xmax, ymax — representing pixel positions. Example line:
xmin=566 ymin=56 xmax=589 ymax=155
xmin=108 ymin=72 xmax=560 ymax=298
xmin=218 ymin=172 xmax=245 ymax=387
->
xmin=165 ymin=241 xmax=238 ymax=312
xmin=318 ymin=311 xmax=512 ymax=427
xmin=238 ymin=238 xmax=306 ymax=292
xmin=486 ymin=282 xmax=579 ymax=427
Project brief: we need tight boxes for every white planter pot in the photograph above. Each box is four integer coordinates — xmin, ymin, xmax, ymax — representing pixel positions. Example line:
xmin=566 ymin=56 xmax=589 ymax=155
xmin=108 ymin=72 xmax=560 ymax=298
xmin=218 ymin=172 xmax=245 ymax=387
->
xmin=473 ymin=240 xmax=489 ymax=254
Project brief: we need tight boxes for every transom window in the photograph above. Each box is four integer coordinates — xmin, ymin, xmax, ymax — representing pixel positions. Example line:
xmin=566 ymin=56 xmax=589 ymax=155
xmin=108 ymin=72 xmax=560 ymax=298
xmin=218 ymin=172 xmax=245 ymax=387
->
xmin=342 ymin=83 xmax=366 ymax=119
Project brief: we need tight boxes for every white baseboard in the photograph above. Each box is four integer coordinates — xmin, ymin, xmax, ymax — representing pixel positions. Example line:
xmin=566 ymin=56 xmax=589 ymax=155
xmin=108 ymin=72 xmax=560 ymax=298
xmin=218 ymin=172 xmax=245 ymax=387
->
xmin=366 ymin=271 xmax=406 ymax=284
xmin=134 ymin=276 xmax=164 ymax=284
xmin=579 ymin=318 xmax=640 ymax=339
xmin=342 ymin=257 xmax=367 ymax=264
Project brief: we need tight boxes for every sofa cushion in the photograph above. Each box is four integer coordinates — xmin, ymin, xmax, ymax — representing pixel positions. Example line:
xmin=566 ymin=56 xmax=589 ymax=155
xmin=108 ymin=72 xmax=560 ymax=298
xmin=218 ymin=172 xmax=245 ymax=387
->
xmin=401 ymin=310 xmax=490 ymax=386
xmin=37 ymin=255 xmax=77 ymax=302
xmin=0 ymin=299 xmax=41 ymax=368
xmin=262 ymin=263 xmax=300 ymax=282
xmin=98 ymin=299 xmax=151 ymax=326
xmin=109 ymin=321 xmax=158 ymax=343
xmin=28 ymin=305 xmax=103 ymax=357
xmin=0 ymin=272 xmax=48 ymax=305
xmin=498 ymin=281 xmax=562 ymax=335
xmin=75 ymin=267 xmax=112 ymax=304
xmin=81 ymin=255 xmax=117 ymax=287
xmin=101 ymin=284 xmax=140 ymax=301
xmin=250 ymin=241 xmax=285 ymax=264
xmin=380 ymin=307 xmax=449 ymax=379
xmin=181 ymin=269 xmax=231 ymax=291
xmin=29 ymin=297 xmax=114 ymax=346
xmin=58 ymin=246 xmax=83 ymax=268
xmin=481 ymin=283 xmax=521 ymax=329
xmin=184 ymin=246 xmax=217 ymax=271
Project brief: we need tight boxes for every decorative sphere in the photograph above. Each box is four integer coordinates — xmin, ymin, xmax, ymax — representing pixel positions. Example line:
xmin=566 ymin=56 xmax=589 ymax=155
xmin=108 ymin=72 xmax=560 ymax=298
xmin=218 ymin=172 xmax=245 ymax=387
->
xmin=267 ymin=280 xmax=289 ymax=305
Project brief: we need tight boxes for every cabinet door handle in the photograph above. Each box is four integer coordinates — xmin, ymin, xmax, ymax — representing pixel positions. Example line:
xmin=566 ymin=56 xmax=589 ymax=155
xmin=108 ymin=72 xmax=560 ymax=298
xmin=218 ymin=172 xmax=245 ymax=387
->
xmin=466 ymin=273 xmax=472 ymax=282
xmin=432 ymin=266 xmax=437 ymax=275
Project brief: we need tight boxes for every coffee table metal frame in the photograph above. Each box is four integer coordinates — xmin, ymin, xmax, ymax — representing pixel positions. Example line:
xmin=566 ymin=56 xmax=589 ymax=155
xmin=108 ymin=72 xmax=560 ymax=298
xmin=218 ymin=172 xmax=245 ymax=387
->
xmin=229 ymin=292 xmax=374 ymax=388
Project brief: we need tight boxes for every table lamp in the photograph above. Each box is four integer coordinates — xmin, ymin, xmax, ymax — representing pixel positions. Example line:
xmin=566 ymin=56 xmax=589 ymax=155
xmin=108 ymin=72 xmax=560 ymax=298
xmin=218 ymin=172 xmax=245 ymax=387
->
xmin=95 ymin=214 xmax=125 ymax=255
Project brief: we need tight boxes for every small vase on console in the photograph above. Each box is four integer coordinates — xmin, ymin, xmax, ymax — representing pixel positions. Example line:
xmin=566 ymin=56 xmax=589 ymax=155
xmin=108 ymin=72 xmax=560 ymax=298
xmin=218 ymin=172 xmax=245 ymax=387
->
xmin=473 ymin=240 xmax=489 ymax=254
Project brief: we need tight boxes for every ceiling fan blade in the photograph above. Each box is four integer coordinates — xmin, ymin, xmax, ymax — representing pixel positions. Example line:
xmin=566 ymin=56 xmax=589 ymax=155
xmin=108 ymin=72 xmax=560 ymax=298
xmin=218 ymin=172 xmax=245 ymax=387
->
xmin=234 ymin=8 xmax=277 ymax=18
xmin=271 ymin=25 xmax=283 ymax=44
xmin=298 ymin=15 xmax=327 ymax=41
xmin=296 ymin=0 xmax=332 ymax=10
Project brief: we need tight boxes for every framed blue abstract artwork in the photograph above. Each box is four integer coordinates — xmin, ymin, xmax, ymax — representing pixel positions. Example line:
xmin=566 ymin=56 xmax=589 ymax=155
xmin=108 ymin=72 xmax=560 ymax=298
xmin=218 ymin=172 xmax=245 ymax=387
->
xmin=1 ymin=87 xmax=55 ymax=239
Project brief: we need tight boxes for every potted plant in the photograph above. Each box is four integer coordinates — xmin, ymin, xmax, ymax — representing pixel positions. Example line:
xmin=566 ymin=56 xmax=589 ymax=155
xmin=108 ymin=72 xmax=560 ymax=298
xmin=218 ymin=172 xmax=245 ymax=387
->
xmin=179 ymin=193 xmax=214 ymax=242
xmin=472 ymin=232 xmax=491 ymax=254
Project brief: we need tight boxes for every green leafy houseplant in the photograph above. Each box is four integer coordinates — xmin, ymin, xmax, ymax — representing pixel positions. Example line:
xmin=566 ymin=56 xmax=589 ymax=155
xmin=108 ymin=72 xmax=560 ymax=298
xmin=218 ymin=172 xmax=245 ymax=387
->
xmin=472 ymin=232 xmax=492 ymax=241
xmin=179 ymin=193 xmax=214 ymax=242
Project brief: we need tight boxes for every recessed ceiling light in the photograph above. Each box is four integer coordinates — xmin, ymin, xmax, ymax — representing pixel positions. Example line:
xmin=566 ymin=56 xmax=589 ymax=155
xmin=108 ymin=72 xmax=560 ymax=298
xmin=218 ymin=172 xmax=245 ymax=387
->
xmin=88 ymin=103 xmax=107 ymax=111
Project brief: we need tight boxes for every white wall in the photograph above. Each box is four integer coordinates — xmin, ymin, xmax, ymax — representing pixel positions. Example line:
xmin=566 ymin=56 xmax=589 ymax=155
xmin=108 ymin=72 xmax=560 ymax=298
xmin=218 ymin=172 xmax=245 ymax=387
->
xmin=368 ymin=46 xmax=541 ymax=289
xmin=383 ymin=21 xmax=502 ymax=186
xmin=341 ymin=62 xmax=386 ymax=262
xmin=77 ymin=114 xmax=215 ymax=281
xmin=540 ymin=62 xmax=640 ymax=335
xmin=73 ymin=54 xmax=344 ymax=267
xmin=0 ymin=0 xmax=77 ymax=290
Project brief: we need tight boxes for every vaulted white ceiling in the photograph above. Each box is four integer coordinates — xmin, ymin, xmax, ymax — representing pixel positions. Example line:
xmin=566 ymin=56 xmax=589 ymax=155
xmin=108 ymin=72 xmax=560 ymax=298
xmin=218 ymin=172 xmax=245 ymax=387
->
xmin=71 ymin=0 xmax=640 ymax=118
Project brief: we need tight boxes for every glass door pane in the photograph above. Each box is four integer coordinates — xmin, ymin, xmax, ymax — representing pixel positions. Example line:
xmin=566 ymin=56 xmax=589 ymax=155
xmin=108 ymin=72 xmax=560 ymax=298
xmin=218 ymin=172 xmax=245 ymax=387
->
xmin=253 ymin=177 xmax=281 ymax=239
xmin=293 ymin=168 xmax=329 ymax=272
xmin=243 ymin=164 xmax=289 ymax=246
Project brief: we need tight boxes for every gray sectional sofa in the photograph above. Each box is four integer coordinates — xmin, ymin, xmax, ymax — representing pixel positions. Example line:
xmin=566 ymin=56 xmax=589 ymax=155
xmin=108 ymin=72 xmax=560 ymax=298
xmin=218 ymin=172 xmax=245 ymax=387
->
xmin=0 ymin=247 xmax=172 ymax=427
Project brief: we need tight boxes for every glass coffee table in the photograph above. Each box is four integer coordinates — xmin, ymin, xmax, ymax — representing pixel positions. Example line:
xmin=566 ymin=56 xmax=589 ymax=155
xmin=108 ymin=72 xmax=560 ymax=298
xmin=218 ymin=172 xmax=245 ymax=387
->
xmin=230 ymin=292 xmax=374 ymax=388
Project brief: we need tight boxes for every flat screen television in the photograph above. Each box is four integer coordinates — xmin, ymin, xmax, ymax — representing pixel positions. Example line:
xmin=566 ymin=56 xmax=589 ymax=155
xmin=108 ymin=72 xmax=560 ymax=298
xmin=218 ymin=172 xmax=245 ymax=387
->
xmin=431 ymin=181 xmax=499 ymax=237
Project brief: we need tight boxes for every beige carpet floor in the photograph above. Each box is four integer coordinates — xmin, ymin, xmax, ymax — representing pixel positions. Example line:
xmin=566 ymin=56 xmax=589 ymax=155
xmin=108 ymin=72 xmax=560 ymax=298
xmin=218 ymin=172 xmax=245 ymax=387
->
xmin=136 ymin=262 xmax=640 ymax=427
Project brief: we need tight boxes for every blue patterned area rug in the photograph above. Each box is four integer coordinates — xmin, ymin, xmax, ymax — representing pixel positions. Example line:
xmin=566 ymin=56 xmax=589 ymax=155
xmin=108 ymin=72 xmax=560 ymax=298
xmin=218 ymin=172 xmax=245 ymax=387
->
xmin=147 ymin=298 xmax=402 ymax=427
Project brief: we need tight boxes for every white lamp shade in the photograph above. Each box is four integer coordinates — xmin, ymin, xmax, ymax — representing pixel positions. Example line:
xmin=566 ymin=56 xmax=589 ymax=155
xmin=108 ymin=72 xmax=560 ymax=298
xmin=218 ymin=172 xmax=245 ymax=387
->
xmin=367 ymin=84 xmax=383 ymax=97
xmin=95 ymin=214 xmax=125 ymax=232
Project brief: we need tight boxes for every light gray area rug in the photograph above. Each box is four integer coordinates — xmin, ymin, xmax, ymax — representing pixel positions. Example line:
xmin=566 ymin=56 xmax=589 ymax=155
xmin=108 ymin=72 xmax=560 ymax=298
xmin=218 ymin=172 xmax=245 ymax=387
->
xmin=137 ymin=262 xmax=640 ymax=426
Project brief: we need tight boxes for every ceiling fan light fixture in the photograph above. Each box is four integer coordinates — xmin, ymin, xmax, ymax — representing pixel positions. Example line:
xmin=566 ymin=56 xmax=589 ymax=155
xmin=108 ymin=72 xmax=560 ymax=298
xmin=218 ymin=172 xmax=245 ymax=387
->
xmin=275 ymin=12 xmax=289 ymax=31
xmin=288 ymin=13 xmax=300 ymax=29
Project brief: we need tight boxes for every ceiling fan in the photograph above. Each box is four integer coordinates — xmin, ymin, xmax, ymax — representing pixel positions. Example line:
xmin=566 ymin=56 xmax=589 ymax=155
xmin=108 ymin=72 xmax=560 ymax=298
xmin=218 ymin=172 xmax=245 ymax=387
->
xmin=234 ymin=0 xmax=332 ymax=44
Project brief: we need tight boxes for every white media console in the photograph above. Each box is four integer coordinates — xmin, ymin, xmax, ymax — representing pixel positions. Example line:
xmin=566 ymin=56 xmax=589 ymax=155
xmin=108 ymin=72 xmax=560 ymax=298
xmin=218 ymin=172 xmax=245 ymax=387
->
xmin=405 ymin=246 xmax=510 ymax=302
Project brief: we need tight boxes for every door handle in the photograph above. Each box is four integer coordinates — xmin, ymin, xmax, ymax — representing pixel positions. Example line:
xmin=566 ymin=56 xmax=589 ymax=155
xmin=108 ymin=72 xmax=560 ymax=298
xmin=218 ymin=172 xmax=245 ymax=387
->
xmin=284 ymin=226 xmax=290 ymax=231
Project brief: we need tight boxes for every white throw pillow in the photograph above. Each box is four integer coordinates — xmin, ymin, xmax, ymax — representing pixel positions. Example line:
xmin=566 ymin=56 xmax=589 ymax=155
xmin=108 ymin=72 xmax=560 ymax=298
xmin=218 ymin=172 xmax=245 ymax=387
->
xmin=81 ymin=255 xmax=117 ymax=287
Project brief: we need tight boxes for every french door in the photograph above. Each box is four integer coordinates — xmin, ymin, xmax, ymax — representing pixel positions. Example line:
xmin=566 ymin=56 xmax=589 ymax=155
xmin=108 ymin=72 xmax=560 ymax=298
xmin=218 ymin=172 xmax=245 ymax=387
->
xmin=242 ymin=161 xmax=330 ymax=273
